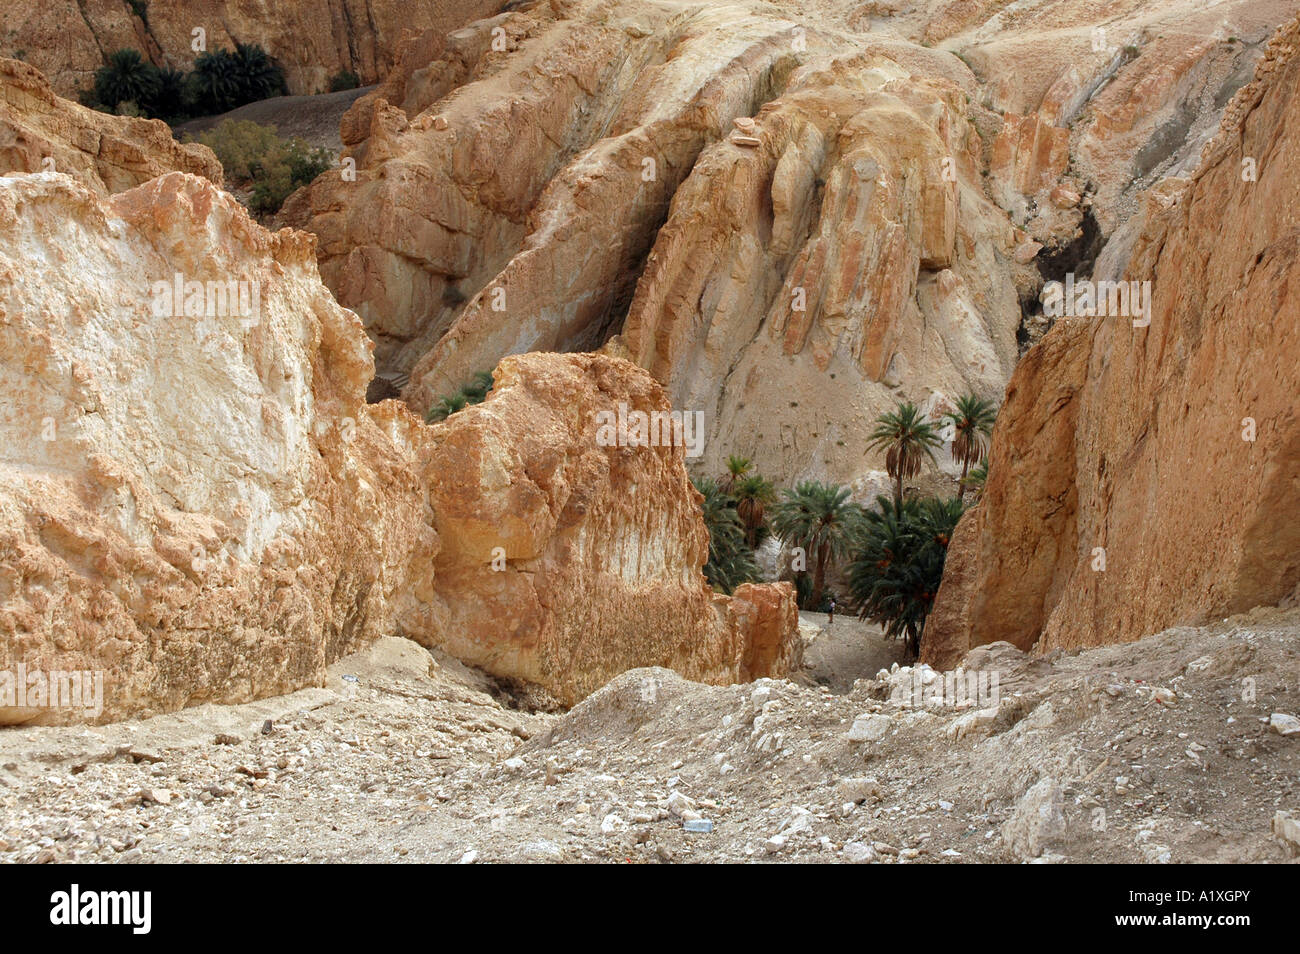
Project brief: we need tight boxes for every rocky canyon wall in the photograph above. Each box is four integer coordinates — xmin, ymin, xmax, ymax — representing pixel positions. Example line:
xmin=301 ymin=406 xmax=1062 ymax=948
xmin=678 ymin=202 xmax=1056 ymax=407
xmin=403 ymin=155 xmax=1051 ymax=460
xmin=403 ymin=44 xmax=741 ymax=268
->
xmin=0 ymin=58 xmax=221 ymax=194
xmin=0 ymin=173 xmax=799 ymax=724
xmin=283 ymin=0 xmax=1287 ymax=488
xmin=0 ymin=172 xmax=435 ymax=724
xmin=923 ymin=14 xmax=1300 ymax=669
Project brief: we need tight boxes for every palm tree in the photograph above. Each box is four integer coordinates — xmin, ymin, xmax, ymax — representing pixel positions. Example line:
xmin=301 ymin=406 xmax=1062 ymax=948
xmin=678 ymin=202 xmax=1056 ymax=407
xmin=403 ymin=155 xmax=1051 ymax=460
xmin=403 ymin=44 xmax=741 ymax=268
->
xmin=693 ymin=477 xmax=757 ymax=594
xmin=770 ymin=481 xmax=862 ymax=610
xmin=733 ymin=474 xmax=775 ymax=548
xmin=188 ymin=49 xmax=242 ymax=114
xmin=722 ymin=455 xmax=752 ymax=492
xmin=866 ymin=402 xmax=944 ymax=506
xmin=944 ymin=394 xmax=997 ymax=501
xmin=147 ymin=66 xmax=188 ymax=121
xmin=460 ymin=370 xmax=494 ymax=404
xmin=847 ymin=495 xmax=964 ymax=658
xmin=231 ymin=43 xmax=287 ymax=103
xmin=93 ymin=49 xmax=161 ymax=112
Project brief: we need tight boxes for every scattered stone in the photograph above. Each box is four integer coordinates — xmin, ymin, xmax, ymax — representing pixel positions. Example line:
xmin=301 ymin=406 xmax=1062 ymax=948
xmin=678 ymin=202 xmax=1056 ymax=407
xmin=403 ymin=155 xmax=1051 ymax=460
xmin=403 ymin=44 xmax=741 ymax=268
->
xmin=834 ymin=776 xmax=881 ymax=804
xmin=847 ymin=714 xmax=891 ymax=743
xmin=666 ymin=791 xmax=696 ymax=817
xmin=1269 ymin=713 xmax=1300 ymax=736
xmin=947 ymin=706 xmax=999 ymax=740
xmin=1272 ymin=811 xmax=1300 ymax=855
xmin=1050 ymin=185 xmax=1081 ymax=209
xmin=1013 ymin=240 xmax=1043 ymax=264
xmin=842 ymin=841 xmax=877 ymax=863
xmin=1001 ymin=777 xmax=1065 ymax=861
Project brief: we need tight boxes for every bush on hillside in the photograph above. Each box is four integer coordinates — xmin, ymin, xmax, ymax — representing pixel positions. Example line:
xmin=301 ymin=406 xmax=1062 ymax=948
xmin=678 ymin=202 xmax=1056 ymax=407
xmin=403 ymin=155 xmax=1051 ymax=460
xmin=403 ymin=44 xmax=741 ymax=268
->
xmin=194 ymin=120 xmax=331 ymax=216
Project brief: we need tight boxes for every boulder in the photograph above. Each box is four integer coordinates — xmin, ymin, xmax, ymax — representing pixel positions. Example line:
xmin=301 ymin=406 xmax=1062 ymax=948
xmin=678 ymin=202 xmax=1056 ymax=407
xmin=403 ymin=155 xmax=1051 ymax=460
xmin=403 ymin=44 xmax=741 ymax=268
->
xmin=418 ymin=351 xmax=802 ymax=705
xmin=1001 ymin=777 xmax=1065 ymax=861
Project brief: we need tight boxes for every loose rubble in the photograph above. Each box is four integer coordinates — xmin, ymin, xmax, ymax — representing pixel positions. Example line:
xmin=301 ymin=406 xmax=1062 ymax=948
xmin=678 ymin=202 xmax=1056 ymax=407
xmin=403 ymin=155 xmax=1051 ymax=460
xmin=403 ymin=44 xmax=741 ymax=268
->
xmin=2 ymin=606 xmax=1298 ymax=863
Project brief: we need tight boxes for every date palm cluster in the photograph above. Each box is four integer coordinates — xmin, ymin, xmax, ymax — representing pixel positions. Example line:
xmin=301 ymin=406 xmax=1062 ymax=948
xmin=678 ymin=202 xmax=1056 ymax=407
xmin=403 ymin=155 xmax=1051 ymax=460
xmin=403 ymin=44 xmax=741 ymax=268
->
xmin=693 ymin=395 xmax=996 ymax=659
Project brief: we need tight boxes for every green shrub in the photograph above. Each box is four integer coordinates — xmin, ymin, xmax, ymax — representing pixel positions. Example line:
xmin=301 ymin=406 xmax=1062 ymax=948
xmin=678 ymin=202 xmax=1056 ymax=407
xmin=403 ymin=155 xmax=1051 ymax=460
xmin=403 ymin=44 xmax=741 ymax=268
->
xmin=195 ymin=120 xmax=331 ymax=216
xmin=328 ymin=69 xmax=361 ymax=92
xmin=425 ymin=371 xmax=495 ymax=423
xmin=195 ymin=120 xmax=281 ymax=180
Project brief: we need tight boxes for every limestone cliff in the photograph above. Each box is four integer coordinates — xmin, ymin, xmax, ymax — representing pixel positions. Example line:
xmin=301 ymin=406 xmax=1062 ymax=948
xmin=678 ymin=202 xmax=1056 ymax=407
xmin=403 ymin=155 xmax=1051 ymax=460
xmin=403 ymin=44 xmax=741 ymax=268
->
xmin=0 ymin=58 xmax=221 ymax=193
xmin=0 ymin=170 xmax=798 ymax=724
xmin=0 ymin=172 xmax=434 ymax=724
xmin=284 ymin=0 xmax=1284 ymax=487
xmin=923 ymin=15 xmax=1300 ymax=668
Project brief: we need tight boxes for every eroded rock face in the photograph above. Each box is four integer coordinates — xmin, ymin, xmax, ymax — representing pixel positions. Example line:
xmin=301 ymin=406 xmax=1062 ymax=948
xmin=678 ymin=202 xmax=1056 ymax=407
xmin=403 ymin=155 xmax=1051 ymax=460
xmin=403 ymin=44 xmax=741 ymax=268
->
xmin=0 ymin=171 xmax=435 ymax=725
xmin=283 ymin=1 xmax=817 ymax=400
xmin=923 ymin=16 xmax=1300 ymax=669
xmin=285 ymin=0 xmax=1283 ymax=488
xmin=284 ymin=0 xmax=1026 ymax=484
xmin=621 ymin=55 xmax=1021 ymax=483
xmin=0 ymin=1 xmax=504 ymax=97
xmin=0 ymin=58 xmax=221 ymax=194
xmin=0 ymin=171 xmax=798 ymax=723
xmin=416 ymin=351 xmax=802 ymax=706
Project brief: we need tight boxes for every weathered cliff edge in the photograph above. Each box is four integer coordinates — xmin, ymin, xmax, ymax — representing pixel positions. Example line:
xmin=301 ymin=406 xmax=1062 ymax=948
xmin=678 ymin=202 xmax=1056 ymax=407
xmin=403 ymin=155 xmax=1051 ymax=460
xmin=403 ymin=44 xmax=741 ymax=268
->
xmin=0 ymin=170 xmax=798 ymax=724
xmin=0 ymin=1 xmax=505 ymax=98
xmin=0 ymin=58 xmax=221 ymax=193
xmin=923 ymin=16 xmax=1300 ymax=668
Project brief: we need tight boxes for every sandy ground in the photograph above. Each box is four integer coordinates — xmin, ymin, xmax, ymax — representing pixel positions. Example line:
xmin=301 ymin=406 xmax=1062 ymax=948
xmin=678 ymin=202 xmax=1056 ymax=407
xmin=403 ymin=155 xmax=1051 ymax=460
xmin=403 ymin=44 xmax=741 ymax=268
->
xmin=3 ymin=605 xmax=1298 ymax=864
xmin=800 ymin=612 xmax=909 ymax=692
